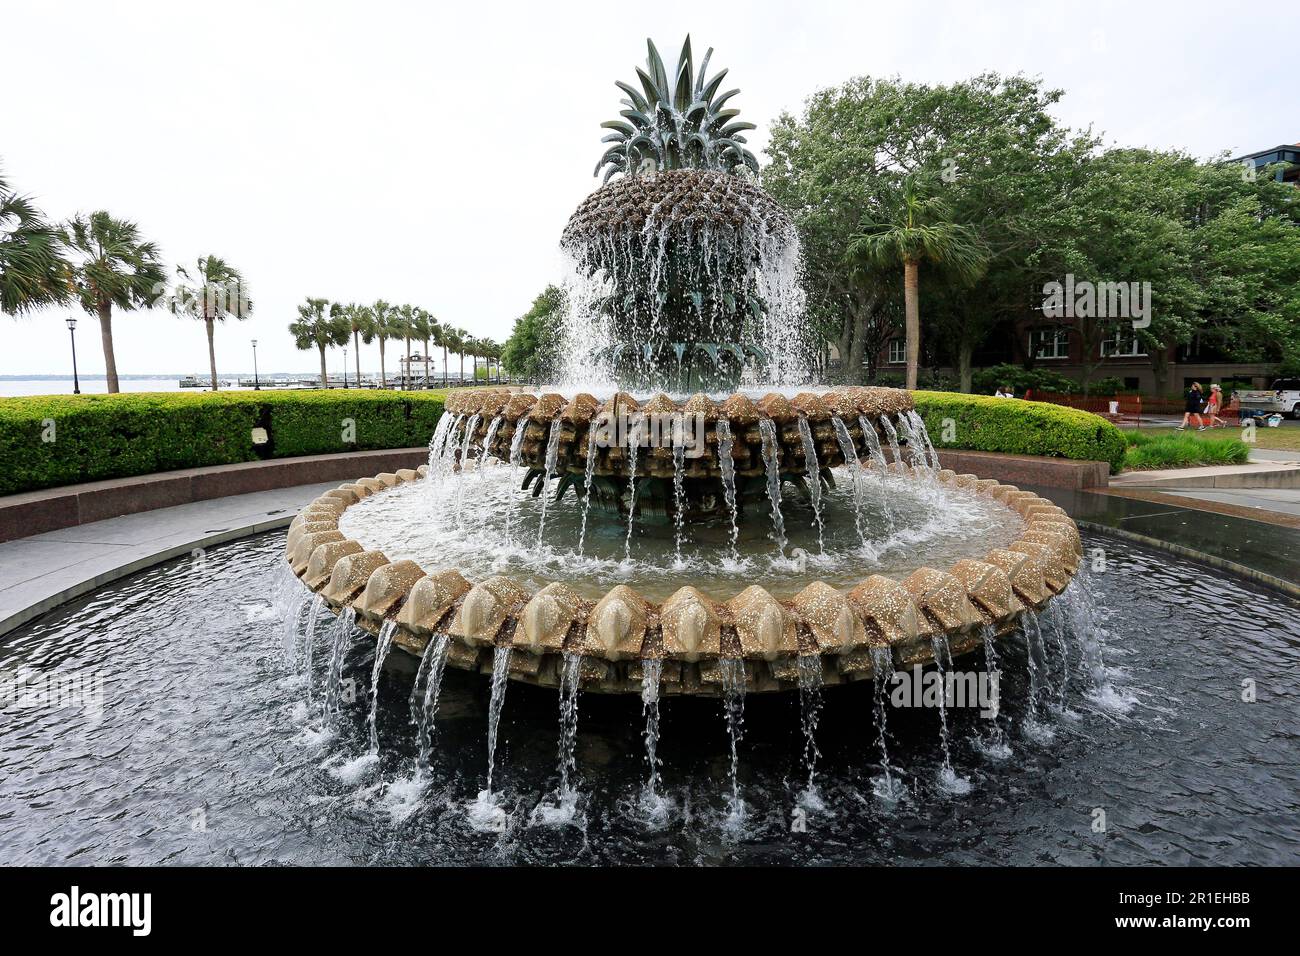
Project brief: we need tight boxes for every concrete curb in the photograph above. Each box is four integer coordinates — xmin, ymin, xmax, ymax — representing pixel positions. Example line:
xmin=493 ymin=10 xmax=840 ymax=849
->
xmin=0 ymin=512 xmax=300 ymax=638
xmin=1075 ymin=519 xmax=1300 ymax=602
xmin=0 ymin=448 xmax=428 ymax=544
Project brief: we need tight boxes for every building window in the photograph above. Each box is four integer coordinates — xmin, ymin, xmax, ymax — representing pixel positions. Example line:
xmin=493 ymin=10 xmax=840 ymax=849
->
xmin=1101 ymin=328 xmax=1147 ymax=358
xmin=1029 ymin=328 xmax=1069 ymax=360
xmin=888 ymin=338 xmax=906 ymax=364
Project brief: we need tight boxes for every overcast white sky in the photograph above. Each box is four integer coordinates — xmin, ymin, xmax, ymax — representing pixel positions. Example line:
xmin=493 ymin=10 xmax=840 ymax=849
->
xmin=2 ymin=0 xmax=1295 ymax=377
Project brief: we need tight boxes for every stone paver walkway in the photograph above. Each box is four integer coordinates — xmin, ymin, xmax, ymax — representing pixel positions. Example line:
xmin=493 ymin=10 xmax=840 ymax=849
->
xmin=0 ymin=482 xmax=336 ymax=637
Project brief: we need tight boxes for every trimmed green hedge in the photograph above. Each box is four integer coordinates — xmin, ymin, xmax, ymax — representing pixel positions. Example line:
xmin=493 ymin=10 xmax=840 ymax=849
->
xmin=0 ymin=390 xmax=447 ymax=496
xmin=913 ymin=390 xmax=1127 ymax=474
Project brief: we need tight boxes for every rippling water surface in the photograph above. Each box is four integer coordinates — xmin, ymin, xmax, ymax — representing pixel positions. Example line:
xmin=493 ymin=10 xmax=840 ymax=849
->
xmin=0 ymin=531 xmax=1297 ymax=865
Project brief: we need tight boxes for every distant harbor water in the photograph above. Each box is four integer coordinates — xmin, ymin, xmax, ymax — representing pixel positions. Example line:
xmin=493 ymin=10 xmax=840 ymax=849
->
xmin=0 ymin=374 xmax=476 ymax=397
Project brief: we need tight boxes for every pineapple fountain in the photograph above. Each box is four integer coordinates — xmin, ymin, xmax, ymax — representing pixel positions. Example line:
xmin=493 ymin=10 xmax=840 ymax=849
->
xmin=282 ymin=38 xmax=1082 ymax=805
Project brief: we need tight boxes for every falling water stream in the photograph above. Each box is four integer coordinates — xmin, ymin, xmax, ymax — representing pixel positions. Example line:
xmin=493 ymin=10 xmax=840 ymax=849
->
xmin=535 ymin=419 xmax=563 ymax=546
xmin=930 ymin=635 xmax=971 ymax=795
xmin=831 ymin=416 xmax=868 ymax=546
xmin=796 ymin=655 xmax=824 ymax=798
xmin=797 ymin=416 xmax=826 ymax=552
xmin=323 ymin=607 xmax=356 ymax=726
xmin=715 ymin=419 xmax=740 ymax=559
xmin=880 ymin=415 xmax=903 ymax=467
xmin=719 ymin=658 xmax=748 ymax=824
xmin=623 ymin=417 xmax=641 ymax=560
xmin=577 ymin=423 xmax=600 ymax=555
xmin=367 ymin=620 xmax=398 ymax=754
xmin=869 ymin=646 xmax=903 ymax=800
xmin=485 ymin=646 xmax=513 ymax=794
xmin=758 ymin=419 xmax=786 ymax=554
xmin=858 ymin=416 xmax=895 ymax=531
xmin=414 ymin=634 xmax=451 ymax=774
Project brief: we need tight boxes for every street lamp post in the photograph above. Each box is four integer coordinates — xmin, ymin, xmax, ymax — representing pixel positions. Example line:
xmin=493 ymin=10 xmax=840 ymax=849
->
xmin=66 ymin=316 xmax=81 ymax=395
xmin=343 ymin=347 xmax=349 ymax=389
xmin=251 ymin=339 xmax=260 ymax=390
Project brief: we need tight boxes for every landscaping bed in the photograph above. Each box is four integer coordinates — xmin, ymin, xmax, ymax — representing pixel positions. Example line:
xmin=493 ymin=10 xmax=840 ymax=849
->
xmin=0 ymin=391 xmax=446 ymax=495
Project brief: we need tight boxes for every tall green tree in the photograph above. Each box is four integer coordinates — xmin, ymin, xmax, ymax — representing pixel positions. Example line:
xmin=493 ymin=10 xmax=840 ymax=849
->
xmin=168 ymin=255 xmax=252 ymax=390
xmin=369 ymin=299 xmax=397 ymax=387
xmin=395 ymin=303 xmax=417 ymax=389
xmin=339 ymin=302 xmax=374 ymax=387
xmin=848 ymin=177 xmax=987 ymax=389
xmin=411 ymin=308 xmax=436 ymax=388
xmin=766 ymin=73 xmax=1091 ymax=390
xmin=0 ymin=169 xmax=68 ymax=315
xmin=501 ymin=285 xmax=563 ymax=382
xmin=62 ymin=211 xmax=166 ymax=393
xmin=290 ymin=297 xmax=348 ymax=387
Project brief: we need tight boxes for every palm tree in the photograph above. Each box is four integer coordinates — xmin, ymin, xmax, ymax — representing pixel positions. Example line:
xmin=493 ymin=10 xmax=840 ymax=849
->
xmin=395 ymin=303 xmax=417 ymax=389
xmin=168 ymin=256 xmax=252 ymax=390
xmin=62 ymin=211 xmax=166 ymax=393
xmin=847 ymin=178 xmax=987 ymax=389
xmin=370 ymin=299 xmax=397 ymax=388
xmin=341 ymin=302 xmax=373 ymax=388
xmin=0 ymin=169 xmax=68 ymax=315
xmin=435 ymin=321 xmax=452 ymax=387
xmin=290 ymin=297 xmax=348 ymax=387
xmin=412 ymin=308 xmax=435 ymax=389
xmin=442 ymin=326 xmax=464 ymax=385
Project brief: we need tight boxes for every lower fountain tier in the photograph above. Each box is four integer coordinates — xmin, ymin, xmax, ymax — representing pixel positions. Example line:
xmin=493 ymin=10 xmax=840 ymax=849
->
xmin=285 ymin=466 xmax=1083 ymax=696
xmin=440 ymin=385 xmax=921 ymax=493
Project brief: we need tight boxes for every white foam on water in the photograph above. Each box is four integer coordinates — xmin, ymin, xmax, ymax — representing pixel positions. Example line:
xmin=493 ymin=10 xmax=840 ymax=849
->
xmin=326 ymin=752 xmax=380 ymax=785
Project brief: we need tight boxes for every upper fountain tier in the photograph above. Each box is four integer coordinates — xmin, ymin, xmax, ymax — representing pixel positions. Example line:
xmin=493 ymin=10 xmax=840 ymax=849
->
xmin=559 ymin=170 xmax=804 ymax=392
xmin=554 ymin=37 xmax=809 ymax=392
xmin=443 ymin=386 xmax=917 ymax=518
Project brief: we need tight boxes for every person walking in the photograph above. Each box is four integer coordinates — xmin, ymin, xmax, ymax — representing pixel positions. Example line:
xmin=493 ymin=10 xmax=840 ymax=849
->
xmin=1203 ymin=384 xmax=1227 ymax=428
xmin=1177 ymin=382 xmax=1205 ymax=430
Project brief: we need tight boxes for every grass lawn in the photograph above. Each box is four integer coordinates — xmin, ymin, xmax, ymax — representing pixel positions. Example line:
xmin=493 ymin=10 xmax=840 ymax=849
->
xmin=1242 ymin=426 xmax=1300 ymax=452
xmin=1121 ymin=429 xmax=1250 ymax=470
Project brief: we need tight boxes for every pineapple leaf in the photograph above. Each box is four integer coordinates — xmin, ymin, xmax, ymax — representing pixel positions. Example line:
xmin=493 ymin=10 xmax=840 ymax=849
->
xmin=646 ymin=40 xmax=670 ymax=99
xmin=695 ymin=48 xmax=713 ymax=96
xmin=601 ymin=119 xmax=635 ymax=136
xmin=615 ymin=80 xmax=649 ymax=113
xmin=701 ymin=68 xmax=729 ymax=101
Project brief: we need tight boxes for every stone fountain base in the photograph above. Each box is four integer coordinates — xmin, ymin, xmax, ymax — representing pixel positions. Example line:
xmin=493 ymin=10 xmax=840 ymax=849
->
xmin=285 ymin=464 xmax=1082 ymax=696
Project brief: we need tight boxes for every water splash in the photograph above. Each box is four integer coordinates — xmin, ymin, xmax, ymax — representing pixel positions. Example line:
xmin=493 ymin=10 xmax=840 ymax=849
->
xmin=719 ymin=658 xmax=747 ymax=823
xmin=366 ymin=619 xmax=398 ymax=754
xmin=715 ymin=418 xmax=740 ymax=560
xmin=797 ymin=416 xmax=826 ymax=551
xmin=758 ymin=419 xmax=786 ymax=554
